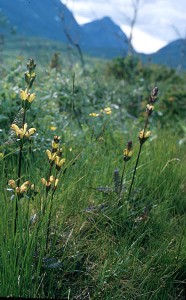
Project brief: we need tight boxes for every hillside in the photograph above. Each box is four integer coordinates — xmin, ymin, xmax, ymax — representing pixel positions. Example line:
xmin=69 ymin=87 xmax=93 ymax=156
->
xmin=0 ymin=0 xmax=131 ymax=58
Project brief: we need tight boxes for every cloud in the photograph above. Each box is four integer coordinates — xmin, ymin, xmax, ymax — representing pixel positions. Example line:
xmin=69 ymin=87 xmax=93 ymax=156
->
xmin=63 ymin=0 xmax=186 ymax=53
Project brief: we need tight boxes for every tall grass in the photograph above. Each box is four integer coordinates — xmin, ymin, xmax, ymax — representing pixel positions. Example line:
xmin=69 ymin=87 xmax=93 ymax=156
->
xmin=0 ymin=60 xmax=185 ymax=299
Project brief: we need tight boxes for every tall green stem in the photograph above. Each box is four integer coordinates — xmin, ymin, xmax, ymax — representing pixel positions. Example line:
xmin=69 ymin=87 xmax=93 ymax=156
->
xmin=46 ymin=191 xmax=55 ymax=251
xmin=128 ymin=115 xmax=149 ymax=199
xmin=14 ymin=109 xmax=26 ymax=235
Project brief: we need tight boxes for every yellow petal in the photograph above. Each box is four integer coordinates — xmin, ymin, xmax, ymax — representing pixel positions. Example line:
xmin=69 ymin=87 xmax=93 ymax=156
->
xmin=52 ymin=141 xmax=59 ymax=149
xmin=55 ymin=156 xmax=60 ymax=165
xmin=25 ymin=128 xmax=36 ymax=137
xmin=20 ymin=181 xmax=30 ymax=193
xmin=8 ymin=179 xmax=16 ymax=188
xmin=89 ymin=113 xmax=99 ymax=117
xmin=46 ymin=150 xmax=52 ymax=160
xmin=41 ymin=178 xmax=47 ymax=185
xmin=23 ymin=123 xmax=28 ymax=134
xmin=49 ymin=175 xmax=55 ymax=183
xmin=50 ymin=126 xmax=57 ymax=131
xmin=139 ymin=130 xmax=144 ymax=139
xmin=28 ymin=93 xmax=36 ymax=103
xmin=145 ymin=131 xmax=151 ymax=138
xmin=54 ymin=178 xmax=59 ymax=187
xmin=59 ymin=158 xmax=66 ymax=167
xmin=20 ymin=90 xmax=27 ymax=100
xmin=11 ymin=124 xmax=20 ymax=135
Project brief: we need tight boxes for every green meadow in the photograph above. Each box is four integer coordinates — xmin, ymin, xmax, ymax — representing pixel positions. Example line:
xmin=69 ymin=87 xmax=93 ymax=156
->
xmin=0 ymin=37 xmax=186 ymax=299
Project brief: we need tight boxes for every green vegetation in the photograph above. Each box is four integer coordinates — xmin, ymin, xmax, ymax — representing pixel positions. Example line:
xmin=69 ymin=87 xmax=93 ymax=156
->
xmin=0 ymin=38 xmax=186 ymax=299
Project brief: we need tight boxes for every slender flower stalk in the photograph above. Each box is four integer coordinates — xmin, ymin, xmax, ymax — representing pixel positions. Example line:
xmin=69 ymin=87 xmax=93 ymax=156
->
xmin=41 ymin=135 xmax=66 ymax=251
xmin=128 ymin=87 xmax=159 ymax=199
xmin=10 ymin=59 xmax=37 ymax=234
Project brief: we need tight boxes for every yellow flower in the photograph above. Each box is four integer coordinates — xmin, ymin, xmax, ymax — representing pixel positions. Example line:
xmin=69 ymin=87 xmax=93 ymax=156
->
xmin=103 ymin=107 xmax=112 ymax=115
xmin=52 ymin=140 xmax=59 ymax=150
xmin=20 ymin=89 xmax=36 ymax=103
xmin=11 ymin=123 xmax=36 ymax=139
xmin=52 ymin=136 xmax=61 ymax=150
xmin=0 ymin=153 xmax=4 ymax=159
xmin=139 ymin=130 xmax=151 ymax=144
xmin=41 ymin=176 xmax=59 ymax=191
xmin=18 ymin=181 xmax=30 ymax=193
xmin=50 ymin=126 xmax=57 ymax=131
xmin=89 ymin=113 xmax=100 ymax=117
xmin=8 ymin=179 xmax=16 ymax=189
xmin=9 ymin=179 xmax=31 ymax=194
xmin=46 ymin=149 xmax=57 ymax=161
xmin=146 ymin=104 xmax=154 ymax=116
xmin=123 ymin=148 xmax=133 ymax=161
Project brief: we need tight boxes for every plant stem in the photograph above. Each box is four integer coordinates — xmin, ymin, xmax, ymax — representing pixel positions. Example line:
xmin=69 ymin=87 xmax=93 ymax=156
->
xmin=45 ymin=191 xmax=55 ymax=251
xmin=120 ymin=161 xmax=126 ymax=194
xmin=14 ymin=109 xmax=26 ymax=235
xmin=128 ymin=142 xmax=142 ymax=198
xmin=128 ymin=115 xmax=149 ymax=199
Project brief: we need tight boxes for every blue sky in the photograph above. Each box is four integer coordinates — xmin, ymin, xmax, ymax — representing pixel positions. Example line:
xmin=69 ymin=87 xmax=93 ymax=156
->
xmin=62 ymin=0 xmax=186 ymax=54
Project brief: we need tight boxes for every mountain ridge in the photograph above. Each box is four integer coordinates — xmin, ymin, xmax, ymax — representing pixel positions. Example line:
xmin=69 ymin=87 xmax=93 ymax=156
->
xmin=0 ymin=0 xmax=185 ymax=68
xmin=0 ymin=0 xmax=131 ymax=58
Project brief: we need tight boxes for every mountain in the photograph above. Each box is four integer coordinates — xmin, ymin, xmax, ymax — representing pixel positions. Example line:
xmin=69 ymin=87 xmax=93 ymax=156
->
xmin=0 ymin=0 xmax=132 ymax=58
xmin=0 ymin=0 xmax=81 ymax=43
xmin=139 ymin=39 xmax=186 ymax=70
xmin=80 ymin=17 xmax=130 ymax=58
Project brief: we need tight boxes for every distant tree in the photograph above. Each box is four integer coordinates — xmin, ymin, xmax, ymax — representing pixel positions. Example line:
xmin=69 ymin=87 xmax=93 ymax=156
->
xmin=115 ymin=0 xmax=143 ymax=55
xmin=127 ymin=0 xmax=141 ymax=55
xmin=58 ymin=11 xmax=85 ymax=69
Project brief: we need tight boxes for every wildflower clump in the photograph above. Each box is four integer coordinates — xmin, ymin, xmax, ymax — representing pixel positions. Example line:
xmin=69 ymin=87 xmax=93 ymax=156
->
xmin=89 ymin=106 xmax=112 ymax=117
